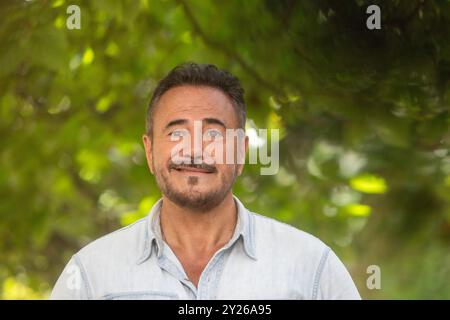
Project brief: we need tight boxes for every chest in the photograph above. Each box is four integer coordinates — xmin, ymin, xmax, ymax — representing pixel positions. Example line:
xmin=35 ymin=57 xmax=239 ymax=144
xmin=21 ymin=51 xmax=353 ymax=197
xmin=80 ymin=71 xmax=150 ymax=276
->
xmin=172 ymin=249 xmax=216 ymax=288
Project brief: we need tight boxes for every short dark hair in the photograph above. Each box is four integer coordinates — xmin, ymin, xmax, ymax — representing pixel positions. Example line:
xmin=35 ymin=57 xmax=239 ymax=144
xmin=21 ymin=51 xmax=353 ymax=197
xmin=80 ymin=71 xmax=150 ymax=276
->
xmin=146 ymin=62 xmax=246 ymax=136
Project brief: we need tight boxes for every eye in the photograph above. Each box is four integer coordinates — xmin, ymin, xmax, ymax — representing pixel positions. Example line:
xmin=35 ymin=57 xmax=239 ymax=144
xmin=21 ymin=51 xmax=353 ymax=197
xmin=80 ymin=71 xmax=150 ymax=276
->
xmin=205 ymin=128 xmax=223 ymax=139
xmin=169 ymin=129 xmax=188 ymax=139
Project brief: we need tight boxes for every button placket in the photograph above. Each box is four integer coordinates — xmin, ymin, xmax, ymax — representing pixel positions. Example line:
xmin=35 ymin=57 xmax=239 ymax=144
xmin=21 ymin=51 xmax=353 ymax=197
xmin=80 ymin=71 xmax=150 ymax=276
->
xmin=196 ymin=239 xmax=237 ymax=300
xmin=197 ymin=251 xmax=223 ymax=299
xmin=157 ymin=255 xmax=198 ymax=298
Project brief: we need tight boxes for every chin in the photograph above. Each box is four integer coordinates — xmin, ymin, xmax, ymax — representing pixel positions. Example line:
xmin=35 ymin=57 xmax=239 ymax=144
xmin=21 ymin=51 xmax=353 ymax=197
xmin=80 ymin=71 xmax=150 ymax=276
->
xmin=183 ymin=186 xmax=212 ymax=194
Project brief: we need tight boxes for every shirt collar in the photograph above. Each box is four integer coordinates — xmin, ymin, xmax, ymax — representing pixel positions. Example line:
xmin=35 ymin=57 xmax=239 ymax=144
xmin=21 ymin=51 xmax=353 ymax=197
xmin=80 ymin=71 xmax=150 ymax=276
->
xmin=136 ymin=195 xmax=257 ymax=264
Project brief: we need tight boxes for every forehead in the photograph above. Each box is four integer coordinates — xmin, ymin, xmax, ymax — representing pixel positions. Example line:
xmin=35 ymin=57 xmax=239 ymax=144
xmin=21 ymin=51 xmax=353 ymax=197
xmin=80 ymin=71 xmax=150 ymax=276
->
xmin=152 ymin=85 xmax=239 ymax=129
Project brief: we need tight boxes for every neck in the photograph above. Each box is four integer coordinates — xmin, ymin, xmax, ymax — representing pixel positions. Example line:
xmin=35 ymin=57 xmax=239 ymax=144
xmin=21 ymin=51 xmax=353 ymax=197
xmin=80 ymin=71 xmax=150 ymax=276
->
xmin=159 ymin=192 xmax=237 ymax=255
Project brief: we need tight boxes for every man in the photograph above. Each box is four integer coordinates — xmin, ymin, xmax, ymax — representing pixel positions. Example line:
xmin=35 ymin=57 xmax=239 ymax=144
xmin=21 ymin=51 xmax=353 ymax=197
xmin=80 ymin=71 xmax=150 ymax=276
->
xmin=50 ymin=62 xmax=361 ymax=300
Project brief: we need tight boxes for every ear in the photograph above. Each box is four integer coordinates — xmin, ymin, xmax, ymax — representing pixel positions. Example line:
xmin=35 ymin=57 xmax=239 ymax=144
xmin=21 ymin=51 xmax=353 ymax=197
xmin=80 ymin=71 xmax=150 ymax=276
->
xmin=142 ymin=134 xmax=154 ymax=175
xmin=236 ymin=134 xmax=249 ymax=177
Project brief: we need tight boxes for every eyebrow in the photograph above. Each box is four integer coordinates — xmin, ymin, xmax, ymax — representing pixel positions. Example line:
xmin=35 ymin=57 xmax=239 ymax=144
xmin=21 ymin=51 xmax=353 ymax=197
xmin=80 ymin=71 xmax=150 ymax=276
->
xmin=203 ymin=118 xmax=226 ymax=129
xmin=164 ymin=119 xmax=188 ymax=131
xmin=164 ymin=118 xmax=227 ymax=131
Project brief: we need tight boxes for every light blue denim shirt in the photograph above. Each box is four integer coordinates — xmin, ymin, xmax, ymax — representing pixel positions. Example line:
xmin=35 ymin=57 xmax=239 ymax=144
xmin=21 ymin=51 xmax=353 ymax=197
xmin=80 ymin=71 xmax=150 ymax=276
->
xmin=50 ymin=195 xmax=361 ymax=300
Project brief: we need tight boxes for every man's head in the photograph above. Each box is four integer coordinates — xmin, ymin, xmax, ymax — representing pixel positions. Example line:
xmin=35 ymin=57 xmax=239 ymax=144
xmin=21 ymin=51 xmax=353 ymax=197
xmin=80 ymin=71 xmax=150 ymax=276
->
xmin=142 ymin=62 xmax=248 ymax=212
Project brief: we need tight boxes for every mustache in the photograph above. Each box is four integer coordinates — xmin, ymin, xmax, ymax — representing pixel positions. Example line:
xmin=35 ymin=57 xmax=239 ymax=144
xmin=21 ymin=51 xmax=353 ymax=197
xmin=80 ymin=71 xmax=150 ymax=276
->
xmin=168 ymin=159 xmax=217 ymax=173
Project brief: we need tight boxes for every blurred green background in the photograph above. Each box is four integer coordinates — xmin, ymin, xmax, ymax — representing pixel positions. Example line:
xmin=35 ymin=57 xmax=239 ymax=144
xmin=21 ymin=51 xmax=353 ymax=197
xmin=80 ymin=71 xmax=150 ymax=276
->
xmin=1 ymin=0 xmax=450 ymax=299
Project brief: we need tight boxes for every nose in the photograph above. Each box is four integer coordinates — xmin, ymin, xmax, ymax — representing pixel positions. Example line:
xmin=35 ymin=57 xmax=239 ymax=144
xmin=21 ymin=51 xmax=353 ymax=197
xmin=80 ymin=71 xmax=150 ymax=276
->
xmin=174 ymin=123 xmax=204 ymax=165
xmin=185 ymin=120 xmax=204 ymax=164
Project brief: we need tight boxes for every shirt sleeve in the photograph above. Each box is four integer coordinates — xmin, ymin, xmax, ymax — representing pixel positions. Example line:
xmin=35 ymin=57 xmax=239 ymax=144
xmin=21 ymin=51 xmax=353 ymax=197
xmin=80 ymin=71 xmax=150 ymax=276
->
xmin=49 ymin=254 xmax=92 ymax=300
xmin=313 ymin=247 xmax=361 ymax=300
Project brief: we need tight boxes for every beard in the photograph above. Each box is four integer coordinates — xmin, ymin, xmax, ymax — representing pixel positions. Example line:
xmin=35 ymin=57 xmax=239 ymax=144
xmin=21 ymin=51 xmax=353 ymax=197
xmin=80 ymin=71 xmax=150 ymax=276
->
xmin=153 ymin=159 xmax=238 ymax=212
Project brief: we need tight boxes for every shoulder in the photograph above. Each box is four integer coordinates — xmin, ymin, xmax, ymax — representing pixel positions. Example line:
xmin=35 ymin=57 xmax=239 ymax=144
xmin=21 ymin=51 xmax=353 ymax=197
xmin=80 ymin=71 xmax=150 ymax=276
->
xmin=74 ymin=217 xmax=148 ymax=265
xmin=249 ymin=211 xmax=332 ymax=277
xmin=250 ymin=211 xmax=329 ymax=254
xmin=249 ymin=211 xmax=360 ymax=299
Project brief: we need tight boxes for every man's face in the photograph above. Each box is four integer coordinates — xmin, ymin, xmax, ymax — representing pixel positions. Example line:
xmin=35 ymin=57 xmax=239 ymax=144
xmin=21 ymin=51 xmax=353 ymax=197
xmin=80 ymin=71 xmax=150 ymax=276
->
xmin=143 ymin=85 xmax=247 ymax=212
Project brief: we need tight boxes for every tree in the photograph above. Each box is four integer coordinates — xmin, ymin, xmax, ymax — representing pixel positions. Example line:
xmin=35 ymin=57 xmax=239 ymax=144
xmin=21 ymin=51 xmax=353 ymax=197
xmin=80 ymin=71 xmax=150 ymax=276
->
xmin=0 ymin=0 xmax=449 ymax=299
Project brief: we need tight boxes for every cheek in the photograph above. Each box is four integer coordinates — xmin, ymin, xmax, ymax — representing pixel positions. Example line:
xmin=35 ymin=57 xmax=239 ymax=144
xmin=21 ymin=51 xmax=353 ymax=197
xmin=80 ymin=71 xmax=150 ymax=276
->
xmin=151 ymin=142 xmax=172 ymax=169
xmin=216 ymin=164 xmax=237 ymax=178
xmin=222 ymin=136 xmax=245 ymax=165
xmin=204 ymin=137 xmax=240 ymax=165
xmin=203 ymin=139 xmax=225 ymax=164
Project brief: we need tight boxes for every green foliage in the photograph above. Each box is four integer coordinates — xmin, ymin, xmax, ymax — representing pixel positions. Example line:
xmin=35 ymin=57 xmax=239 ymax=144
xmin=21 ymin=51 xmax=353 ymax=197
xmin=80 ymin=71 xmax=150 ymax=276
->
xmin=0 ymin=0 xmax=449 ymax=299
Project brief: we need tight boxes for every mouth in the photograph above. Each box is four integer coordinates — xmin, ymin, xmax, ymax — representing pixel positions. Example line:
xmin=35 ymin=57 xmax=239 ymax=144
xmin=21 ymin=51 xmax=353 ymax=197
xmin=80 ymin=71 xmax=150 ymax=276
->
xmin=171 ymin=166 xmax=215 ymax=175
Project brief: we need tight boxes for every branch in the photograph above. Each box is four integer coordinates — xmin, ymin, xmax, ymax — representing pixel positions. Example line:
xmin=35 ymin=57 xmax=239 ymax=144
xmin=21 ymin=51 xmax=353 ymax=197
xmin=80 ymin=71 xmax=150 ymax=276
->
xmin=177 ymin=0 xmax=284 ymax=97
